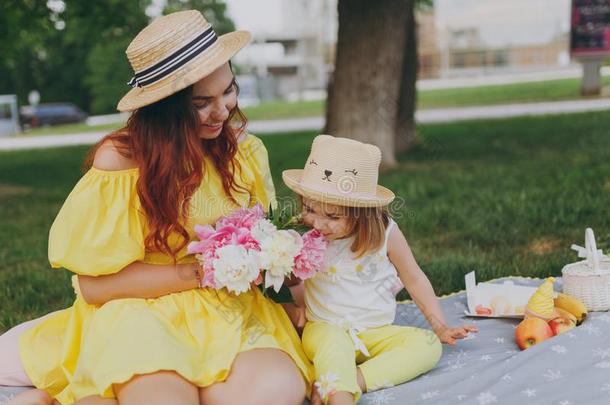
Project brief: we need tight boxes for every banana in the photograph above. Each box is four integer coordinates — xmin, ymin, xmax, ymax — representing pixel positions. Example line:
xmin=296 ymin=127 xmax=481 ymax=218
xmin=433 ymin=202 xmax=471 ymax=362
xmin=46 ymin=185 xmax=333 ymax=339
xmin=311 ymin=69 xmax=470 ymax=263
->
xmin=552 ymin=307 xmax=577 ymax=325
xmin=554 ymin=293 xmax=587 ymax=325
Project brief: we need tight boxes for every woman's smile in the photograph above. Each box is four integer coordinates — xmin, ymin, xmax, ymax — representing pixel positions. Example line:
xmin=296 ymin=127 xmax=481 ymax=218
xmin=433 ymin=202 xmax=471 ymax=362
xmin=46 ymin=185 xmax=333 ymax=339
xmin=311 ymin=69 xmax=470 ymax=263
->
xmin=202 ymin=122 xmax=223 ymax=131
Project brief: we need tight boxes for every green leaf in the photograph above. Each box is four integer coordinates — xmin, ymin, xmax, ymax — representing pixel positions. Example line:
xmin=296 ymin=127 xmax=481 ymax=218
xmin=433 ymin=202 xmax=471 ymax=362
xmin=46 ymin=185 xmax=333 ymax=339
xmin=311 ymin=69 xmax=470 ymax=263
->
xmin=260 ymin=284 xmax=294 ymax=304
xmin=396 ymin=288 xmax=410 ymax=302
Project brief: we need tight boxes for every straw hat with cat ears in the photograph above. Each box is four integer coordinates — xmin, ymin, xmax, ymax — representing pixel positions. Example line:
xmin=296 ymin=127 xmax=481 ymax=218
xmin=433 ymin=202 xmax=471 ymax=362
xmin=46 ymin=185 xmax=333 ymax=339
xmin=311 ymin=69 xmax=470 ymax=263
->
xmin=282 ymin=135 xmax=395 ymax=208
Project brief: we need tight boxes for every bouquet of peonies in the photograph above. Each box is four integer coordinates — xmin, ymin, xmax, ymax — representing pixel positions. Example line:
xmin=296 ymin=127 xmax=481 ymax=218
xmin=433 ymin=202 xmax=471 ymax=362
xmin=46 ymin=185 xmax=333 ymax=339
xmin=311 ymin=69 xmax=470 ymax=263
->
xmin=187 ymin=204 xmax=327 ymax=299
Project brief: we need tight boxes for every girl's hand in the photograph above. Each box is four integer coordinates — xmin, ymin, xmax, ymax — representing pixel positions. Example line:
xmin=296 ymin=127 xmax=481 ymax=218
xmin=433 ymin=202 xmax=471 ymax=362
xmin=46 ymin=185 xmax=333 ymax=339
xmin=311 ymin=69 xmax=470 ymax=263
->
xmin=281 ymin=303 xmax=306 ymax=335
xmin=437 ymin=324 xmax=478 ymax=345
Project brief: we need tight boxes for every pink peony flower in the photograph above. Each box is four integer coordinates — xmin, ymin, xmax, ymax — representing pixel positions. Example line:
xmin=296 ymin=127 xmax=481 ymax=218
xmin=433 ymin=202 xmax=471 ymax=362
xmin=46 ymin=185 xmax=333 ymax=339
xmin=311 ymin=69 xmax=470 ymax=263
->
xmin=195 ymin=253 xmax=218 ymax=289
xmin=216 ymin=204 xmax=265 ymax=230
xmin=188 ymin=207 xmax=267 ymax=293
xmin=188 ymin=205 xmax=328 ymax=296
xmin=188 ymin=225 xmax=260 ymax=254
xmin=293 ymin=229 xmax=328 ymax=280
xmin=193 ymin=224 xmax=216 ymax=240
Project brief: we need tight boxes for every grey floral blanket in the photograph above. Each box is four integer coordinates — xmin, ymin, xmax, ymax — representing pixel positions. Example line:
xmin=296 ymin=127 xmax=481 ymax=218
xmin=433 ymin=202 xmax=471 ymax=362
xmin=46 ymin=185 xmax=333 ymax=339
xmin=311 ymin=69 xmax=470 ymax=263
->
xmin=2 ymin=277 xmax=609 ymax=405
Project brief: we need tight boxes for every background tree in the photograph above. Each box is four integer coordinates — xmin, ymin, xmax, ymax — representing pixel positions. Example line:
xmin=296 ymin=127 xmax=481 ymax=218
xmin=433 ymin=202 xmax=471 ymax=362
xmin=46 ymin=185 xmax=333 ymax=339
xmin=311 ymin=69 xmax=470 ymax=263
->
xmin=86 ymin=36 xmax=139 ymax=114
xmin=163 ymin=0 xmax=235 ymax=35
xmin=65 ymin=0 xmax=151 ymax=113
xmin=0 ymin=1 xmax=61 ymax=108
xmin=87 ymin=0 xmax=235 ymax=113
xmin=0 ymin=0 xmax=235 ymax=114
xmin=0 ymin=0 xmax=151 ymax=113
xmin=325 ymin=0 xmax=429 ymax=166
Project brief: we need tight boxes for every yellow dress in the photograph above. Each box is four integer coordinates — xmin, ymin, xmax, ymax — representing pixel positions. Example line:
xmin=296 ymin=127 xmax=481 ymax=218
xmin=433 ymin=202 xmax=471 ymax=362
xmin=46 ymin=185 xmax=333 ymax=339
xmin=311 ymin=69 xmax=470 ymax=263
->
xmin=19 ymin=134 xmax=313 ymax=404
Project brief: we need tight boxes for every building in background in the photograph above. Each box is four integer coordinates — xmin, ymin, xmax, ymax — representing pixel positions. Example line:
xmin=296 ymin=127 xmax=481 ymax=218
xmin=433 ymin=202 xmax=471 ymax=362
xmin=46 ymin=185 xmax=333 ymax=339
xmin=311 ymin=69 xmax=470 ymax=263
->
xmin=434 ymin=0 xmax=571 ymax=78
xmin=228 ymin=0 xmax=336 ymax=102
xmin=437 ymin=27 xmax=569 ymax=77
xmin=417 ymin=9 xmax=441 ymax=79
xmin=226 ymin=0 xmax=574 ymax=100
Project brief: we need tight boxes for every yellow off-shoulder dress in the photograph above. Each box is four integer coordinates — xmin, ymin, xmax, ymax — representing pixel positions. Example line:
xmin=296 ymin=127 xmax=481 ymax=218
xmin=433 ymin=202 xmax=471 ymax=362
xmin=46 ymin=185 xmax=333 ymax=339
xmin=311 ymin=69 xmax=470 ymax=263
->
xmin=19 ymin=134 xmax=313 ymax=404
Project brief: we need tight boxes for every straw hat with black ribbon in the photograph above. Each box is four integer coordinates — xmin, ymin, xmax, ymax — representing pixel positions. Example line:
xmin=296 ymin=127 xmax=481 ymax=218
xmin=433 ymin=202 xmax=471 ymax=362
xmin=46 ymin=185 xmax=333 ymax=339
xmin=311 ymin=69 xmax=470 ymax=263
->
xmin=117 ymin=10 xmax=251 ymax=112
xmin=282 ymin=135 xmax=395 ymax=208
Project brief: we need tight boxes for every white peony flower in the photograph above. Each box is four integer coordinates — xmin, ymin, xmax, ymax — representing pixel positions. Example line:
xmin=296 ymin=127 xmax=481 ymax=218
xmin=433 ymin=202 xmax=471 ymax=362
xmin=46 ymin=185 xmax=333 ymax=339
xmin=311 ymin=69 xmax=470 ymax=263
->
xmin=213 ymin=245 xmax=261 ymax=295
xmin=258 ymin=229 xmax=303 ymax=292
xmin=251 ymin=218 xmax=277 ymax=243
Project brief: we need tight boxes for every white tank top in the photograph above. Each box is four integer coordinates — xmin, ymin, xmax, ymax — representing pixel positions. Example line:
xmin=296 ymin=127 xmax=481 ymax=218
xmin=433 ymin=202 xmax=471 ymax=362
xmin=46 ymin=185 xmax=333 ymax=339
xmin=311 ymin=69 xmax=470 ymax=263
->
xmin=304 ymin=219 xmax=403 ymax=356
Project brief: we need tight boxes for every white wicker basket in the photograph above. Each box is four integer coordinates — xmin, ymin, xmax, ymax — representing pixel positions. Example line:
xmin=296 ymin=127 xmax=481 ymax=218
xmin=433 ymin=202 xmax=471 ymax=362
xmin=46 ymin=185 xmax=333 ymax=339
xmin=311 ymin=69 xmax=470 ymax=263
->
xmin=561 ymin=228 xmax=610 ymax=311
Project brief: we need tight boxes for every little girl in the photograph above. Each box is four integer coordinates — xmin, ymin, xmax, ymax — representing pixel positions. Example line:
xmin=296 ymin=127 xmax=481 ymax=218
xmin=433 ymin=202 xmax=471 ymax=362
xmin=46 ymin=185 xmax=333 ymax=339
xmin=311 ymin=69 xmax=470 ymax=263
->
xmin=282 ymin=135 xmax=478 ymax=405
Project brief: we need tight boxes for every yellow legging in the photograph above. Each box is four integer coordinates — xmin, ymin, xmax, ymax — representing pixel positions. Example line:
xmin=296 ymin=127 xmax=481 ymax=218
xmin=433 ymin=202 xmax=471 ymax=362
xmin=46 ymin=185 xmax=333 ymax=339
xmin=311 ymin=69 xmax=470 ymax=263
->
xmin=302 ymin=322 xmax=442 ymax=403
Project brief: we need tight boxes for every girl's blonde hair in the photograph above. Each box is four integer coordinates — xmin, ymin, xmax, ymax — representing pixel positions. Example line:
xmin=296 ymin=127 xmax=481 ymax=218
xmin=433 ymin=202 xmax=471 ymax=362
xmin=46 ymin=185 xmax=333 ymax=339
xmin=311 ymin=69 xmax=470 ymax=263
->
xmin=299 ymin=197 xmax=391 ymax=257
xmin=340 ymin=206 xmax=390 ymax=258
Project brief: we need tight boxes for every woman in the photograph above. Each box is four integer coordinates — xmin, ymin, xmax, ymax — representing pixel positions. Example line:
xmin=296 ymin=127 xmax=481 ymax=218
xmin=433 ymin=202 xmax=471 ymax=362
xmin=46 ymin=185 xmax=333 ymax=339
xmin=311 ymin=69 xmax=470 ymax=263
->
xmin=1 ymin=10 xmax=311 ymax=405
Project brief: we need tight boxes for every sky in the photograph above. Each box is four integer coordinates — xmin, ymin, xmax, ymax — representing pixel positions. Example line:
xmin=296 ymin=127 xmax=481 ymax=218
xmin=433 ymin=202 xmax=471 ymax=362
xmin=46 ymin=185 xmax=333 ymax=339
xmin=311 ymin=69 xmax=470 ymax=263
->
xmin=225 ymin=0 xmax=285 ymax=35
xmin=427 ymin=0 xmax=570 ymax=47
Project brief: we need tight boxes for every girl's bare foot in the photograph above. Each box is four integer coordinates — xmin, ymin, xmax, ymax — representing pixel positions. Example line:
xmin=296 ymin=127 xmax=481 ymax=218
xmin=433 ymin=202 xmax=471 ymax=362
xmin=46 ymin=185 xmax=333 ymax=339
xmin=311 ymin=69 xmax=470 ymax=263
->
xmin=5 ymin=389 xmax=55 ymax=405
xmin=327 ymin=391 xmax=354 ymax=405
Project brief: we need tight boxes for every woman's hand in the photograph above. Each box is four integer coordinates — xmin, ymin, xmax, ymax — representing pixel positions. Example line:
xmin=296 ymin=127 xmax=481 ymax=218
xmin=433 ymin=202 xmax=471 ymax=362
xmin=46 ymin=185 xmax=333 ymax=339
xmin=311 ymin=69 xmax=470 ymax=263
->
xmin=436 ymin=324 xmax=478 ymax=345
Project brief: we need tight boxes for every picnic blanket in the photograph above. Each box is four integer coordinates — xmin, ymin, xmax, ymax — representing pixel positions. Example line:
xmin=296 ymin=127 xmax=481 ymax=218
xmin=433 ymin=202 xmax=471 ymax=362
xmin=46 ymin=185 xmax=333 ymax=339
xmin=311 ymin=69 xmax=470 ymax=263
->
xmin=2 ymin=277 xmax=609 ymax=405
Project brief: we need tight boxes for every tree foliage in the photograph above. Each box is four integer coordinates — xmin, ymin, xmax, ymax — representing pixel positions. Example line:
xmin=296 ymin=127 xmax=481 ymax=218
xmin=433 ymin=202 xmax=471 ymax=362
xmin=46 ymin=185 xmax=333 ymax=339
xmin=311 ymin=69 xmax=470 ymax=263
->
xmin=0 ymin=0 xmax=235 ymax=114
xmin=415 ymin=0 xmax=433 ymax=11
xmin=164 ymin=0 xmax=236 ymax=35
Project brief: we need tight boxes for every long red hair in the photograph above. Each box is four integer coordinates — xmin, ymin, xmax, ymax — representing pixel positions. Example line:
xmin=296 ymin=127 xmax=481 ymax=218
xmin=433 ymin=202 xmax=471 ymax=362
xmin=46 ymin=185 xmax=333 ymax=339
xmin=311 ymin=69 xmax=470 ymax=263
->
xmin=84 ymin=82 xmax=248 ymax=260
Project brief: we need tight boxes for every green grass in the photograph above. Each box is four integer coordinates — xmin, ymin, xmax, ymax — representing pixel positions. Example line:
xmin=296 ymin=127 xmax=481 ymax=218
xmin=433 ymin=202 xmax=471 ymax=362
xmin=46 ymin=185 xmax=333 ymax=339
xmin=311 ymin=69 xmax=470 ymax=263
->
xmin=242 ymin=99 xmax=324 ymax=121
xmin=418 ymin=75 xmax=610 ymax=109
xmin=2 ymin=111 xmax=610 ymax=331
xmin=19 ymin=75 xmax=610 ymax=137
xmin=20 ymin=122 xmax=121 ymax=137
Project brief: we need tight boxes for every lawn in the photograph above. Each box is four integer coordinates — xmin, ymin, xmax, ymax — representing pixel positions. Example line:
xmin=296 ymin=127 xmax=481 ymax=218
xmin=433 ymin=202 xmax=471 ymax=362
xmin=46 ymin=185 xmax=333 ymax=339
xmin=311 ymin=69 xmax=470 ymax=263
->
xmin=418 ymin=74 xmax=610 ymax=109
xmin=19 ymin=122 xmax=121 ymax=137
xmin=1 ymin=111 xmax=609 ymax=332
xmin=19 ymin=75 xmax=610 ymax=137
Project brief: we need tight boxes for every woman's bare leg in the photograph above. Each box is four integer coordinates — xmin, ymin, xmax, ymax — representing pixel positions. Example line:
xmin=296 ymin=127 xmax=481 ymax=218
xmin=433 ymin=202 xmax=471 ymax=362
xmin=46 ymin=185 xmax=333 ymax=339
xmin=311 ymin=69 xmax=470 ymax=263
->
xmin=114 ymin=371 xmax=198 ymax=405
xmin=5 ymin=386 xmax=136 ymax=405
xmin=199 ymin=348 xmax=306 ymax=405
xmin=0 ymin=311 xmax=63 ymax=386
xmin=73 ymin=396 xmax=117 ymax=405
xmin=3 ymin=389 xmax=55 ymax=405
xmin=1 ymin=315 xmax=62 ymax=404
xmin=2 ymin=312 xmax=119 ymax=405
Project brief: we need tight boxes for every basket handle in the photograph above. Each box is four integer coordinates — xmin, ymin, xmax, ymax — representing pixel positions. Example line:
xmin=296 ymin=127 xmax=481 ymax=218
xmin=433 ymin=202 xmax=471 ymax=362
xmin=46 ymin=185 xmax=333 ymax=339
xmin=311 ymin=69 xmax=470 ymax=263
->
xmin=571 ymin=228 xmax=603 ymax=274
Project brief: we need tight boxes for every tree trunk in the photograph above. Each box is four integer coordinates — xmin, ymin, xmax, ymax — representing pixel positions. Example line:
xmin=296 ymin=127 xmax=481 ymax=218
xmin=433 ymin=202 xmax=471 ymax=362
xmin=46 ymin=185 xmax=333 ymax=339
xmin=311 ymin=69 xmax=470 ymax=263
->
xmin=325 ymin=0 xmax=415 ymax=167
xmin=395 ymin=1 xmax=418 ymax=153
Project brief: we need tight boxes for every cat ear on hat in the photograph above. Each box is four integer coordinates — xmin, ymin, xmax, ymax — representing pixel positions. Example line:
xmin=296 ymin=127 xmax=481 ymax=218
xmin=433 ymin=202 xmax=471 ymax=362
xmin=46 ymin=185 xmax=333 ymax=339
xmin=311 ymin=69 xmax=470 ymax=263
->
xmin=313 ymin=134 xmax=334 ymax=145
xmin=364 ymin=143 xmax=382 ymax=162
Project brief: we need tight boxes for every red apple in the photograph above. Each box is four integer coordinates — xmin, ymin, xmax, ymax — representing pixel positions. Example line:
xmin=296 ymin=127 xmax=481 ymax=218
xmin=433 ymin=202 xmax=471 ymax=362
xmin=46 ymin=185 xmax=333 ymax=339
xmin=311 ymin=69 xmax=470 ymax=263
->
xmin=515 ymin=317 xmax=554 ymax=350
xmin=548 ymin=317 xmax=576 ymax=336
